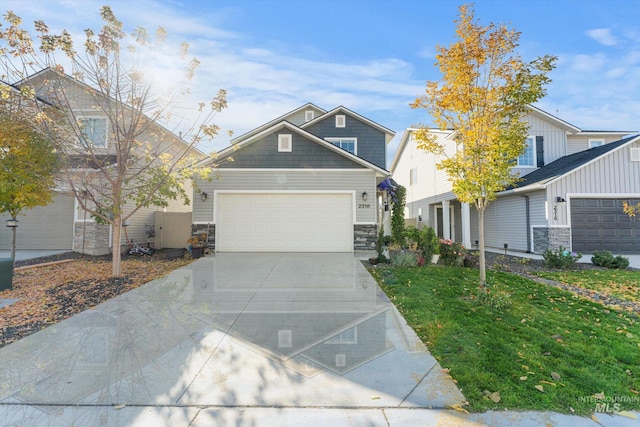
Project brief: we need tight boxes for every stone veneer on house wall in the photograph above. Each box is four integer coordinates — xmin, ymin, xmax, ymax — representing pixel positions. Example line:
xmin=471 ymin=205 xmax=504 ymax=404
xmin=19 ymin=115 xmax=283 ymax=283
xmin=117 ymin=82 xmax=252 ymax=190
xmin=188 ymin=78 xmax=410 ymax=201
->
xmin=533 ymin=226 xmax=571 ymax=254
xmin=73 ymin=222 xmax=110 ymax=256
xmin=192 ymin=224 xmax=215 ymax=251
xmin=354 ymin=224 xmax=377 ymax=251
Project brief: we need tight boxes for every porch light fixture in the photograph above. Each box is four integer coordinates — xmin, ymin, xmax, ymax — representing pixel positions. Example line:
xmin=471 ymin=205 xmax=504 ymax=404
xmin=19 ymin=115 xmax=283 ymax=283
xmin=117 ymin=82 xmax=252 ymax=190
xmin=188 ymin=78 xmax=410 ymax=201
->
xmin=200 ymin=192 xmax=208 ymax=202
xmin=361 ymin=191 xmax=368 ymax=201
xmin=5 ymin=218 xmax=18 ymax=228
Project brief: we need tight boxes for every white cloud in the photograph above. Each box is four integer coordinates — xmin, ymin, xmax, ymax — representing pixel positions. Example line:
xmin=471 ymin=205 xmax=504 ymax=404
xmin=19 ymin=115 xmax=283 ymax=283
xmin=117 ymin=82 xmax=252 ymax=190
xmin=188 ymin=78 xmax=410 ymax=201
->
xmin=586 ymin=28 xmax=618 ymax=46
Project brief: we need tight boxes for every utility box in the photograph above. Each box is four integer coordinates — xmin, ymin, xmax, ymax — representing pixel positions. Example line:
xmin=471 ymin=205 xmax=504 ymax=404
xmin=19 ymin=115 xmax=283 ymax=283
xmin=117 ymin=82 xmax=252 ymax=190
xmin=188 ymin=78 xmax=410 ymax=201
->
xmin=0 ymin=258 xmax=13 ymax=291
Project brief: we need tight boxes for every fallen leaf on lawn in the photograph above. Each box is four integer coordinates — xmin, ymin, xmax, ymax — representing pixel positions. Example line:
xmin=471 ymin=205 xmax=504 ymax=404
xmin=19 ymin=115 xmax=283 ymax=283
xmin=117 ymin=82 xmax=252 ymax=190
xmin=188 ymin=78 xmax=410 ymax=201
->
xmin=593 ymin=391 xmax=605 ymax=400
xmin=540 ymin=380 xmax=556 ymax=386
xmin=542 ymin=352 xmax=551 ymax=356
xmin=551 ymin=372 xmax=561 ymax=381
xmin=482 ymin=389 xmax=491 ymax=397
xmin=522 ymin=365 xmax=529 ymax=370
xmin=534 ymin=385 xmax=544 ymax=393
xmin=489 ymin=391 xmax=501 ymax=403
xmin=450 ymin=404 xmax=469 ymax=414
xmin=617 ymin=411 xmax=637 ymax=419
xmin=591 ymin=414 xmax=600 ymax=424
xmin=519 ymin=376 xmax=528 ymax=381
xmin=630 ymin=389 xmax=639 ymax=394
xmin=569 ymin=407 xmax=575 ymax=413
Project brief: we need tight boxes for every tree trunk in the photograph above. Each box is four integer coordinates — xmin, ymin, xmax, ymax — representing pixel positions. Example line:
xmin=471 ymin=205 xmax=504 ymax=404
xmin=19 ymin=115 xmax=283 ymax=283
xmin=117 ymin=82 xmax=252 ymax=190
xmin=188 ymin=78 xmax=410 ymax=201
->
xmin=478 ymin=208 xmax=486 ymax=287
xmin=112 ymin=220 xmax=122 ymax=277
xmin=10 ymin=222 xmax=16 ymax=262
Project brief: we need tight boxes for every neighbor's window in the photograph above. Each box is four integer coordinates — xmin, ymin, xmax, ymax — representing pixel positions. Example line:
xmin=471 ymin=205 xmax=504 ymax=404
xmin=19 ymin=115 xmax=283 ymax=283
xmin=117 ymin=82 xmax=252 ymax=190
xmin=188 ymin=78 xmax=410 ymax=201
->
xmin=589 ymin=139 xmax=604 ymax=148
xmin=325 ymin=137 xmax=356 ymax=154
xmin=517 ymin=136 xmax=535 ymax=167
xmin=326 ymin=327 xmax=357 ymax=344
xmin=631 ymin=147 xmax=640 ymax=162
xmin=305 ymin=110 xmax=314 ymax=121
xmin=278 ymin=134 xmax=292 ymax=152
xmin=409 ymin=167 xmax=418 ymax=185
xmin=335 ymin=114 xmax=346 ymax=128
xmin=79 ymin=118 xmax=107 ymax=148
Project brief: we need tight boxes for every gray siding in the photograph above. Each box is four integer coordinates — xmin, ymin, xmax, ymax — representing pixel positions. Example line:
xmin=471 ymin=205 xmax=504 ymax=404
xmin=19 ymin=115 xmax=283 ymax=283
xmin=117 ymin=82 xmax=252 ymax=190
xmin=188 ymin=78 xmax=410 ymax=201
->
xmin=193 ymin=169 xmax=377 ymax=224
xmin=479 ymin=196 xmax=528 ymax=251
xmin=220 ymin=131 xmax=366 ymax=169
xmin=0 ymin=194 xmax=74 ymax=250
xmin=305 ymin=113 xmax=386 ymax=169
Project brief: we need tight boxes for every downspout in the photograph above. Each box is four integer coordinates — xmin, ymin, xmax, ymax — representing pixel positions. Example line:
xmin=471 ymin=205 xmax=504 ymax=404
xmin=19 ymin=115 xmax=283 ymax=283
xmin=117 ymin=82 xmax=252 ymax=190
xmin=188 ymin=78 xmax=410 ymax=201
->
xmin=525 ymin=195 xmax=531 ymax=253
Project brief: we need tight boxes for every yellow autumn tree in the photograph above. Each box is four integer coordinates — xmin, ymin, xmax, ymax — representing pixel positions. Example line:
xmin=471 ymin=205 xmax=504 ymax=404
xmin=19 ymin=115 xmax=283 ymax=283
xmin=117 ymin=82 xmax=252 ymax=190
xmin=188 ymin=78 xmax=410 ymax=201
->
xmin=411 ymin=4 xmax=556 ymax=286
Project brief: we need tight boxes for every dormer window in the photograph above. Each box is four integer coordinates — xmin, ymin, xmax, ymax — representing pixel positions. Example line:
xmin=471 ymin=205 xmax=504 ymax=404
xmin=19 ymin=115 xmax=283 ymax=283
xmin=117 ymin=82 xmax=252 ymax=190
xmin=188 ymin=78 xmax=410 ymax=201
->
xmin=305 ymin=110 xmax=314 ymax=122
xmin=278 ymin=134 xmax=292 ymax=152
xmin=79 ymin=118 xmax=107 ymax=148
xmin=335 ymin=114 xmax=346 ymax=128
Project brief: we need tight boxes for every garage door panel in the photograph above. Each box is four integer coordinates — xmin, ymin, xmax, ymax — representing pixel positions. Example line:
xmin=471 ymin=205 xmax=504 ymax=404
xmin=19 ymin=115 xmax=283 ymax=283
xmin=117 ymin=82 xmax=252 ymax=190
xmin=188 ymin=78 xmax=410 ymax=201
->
xmin=217 ymin=193 xmax=353 ymax=252
xmin=572 ymin=198 xmax=640 ymax=254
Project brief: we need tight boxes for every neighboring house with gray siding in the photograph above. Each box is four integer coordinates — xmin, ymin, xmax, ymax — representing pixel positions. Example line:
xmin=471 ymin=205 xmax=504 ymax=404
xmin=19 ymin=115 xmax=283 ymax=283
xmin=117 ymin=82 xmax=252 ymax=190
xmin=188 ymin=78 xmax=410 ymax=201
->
xmin=391 ymin=105 xmax=639 ymax=254
xmin=0 ymin=69 xmax=202 ymax=255
xmin=192 ymin=104 xmax=395 ymax=252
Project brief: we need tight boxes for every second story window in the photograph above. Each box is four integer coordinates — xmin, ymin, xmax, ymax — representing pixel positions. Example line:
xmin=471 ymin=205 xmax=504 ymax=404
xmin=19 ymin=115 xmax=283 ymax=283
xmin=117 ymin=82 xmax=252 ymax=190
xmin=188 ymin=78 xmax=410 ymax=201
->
xmin=410 ymin=167 xmax=418 ymax=185
xmin=79 ymin=118 xmax=107 ymax=148
xmin=325 ymin=137 xmax=356 ymax=155
xmin=517 ymin=136 xmax=535 ymax=167
xmin=589 ymin=139 xmax=604 ymax=148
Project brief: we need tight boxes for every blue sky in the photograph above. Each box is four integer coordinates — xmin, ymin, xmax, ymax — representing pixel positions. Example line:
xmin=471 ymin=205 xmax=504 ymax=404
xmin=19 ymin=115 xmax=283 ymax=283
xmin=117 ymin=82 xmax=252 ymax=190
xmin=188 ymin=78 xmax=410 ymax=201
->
xmin=4 ymin=0 xmax=640 ymax=165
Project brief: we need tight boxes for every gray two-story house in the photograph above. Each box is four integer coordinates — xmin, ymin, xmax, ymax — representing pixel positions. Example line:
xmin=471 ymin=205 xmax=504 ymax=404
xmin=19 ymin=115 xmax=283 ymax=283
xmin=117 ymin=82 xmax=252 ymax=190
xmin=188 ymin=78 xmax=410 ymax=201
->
xmin=191 ymin=103 xmax=395 ymax=253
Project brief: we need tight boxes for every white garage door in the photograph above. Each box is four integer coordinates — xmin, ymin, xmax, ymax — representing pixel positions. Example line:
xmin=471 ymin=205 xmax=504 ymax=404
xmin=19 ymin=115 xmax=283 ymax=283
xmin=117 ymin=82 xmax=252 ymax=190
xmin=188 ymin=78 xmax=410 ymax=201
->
xmin=216 ymin=193 xmax=353 ymax=252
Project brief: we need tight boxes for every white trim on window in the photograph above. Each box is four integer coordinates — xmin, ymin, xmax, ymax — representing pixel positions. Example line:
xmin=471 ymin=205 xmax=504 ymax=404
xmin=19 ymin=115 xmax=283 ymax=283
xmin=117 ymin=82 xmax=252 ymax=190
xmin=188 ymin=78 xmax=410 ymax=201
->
xmin=74 ymin=197 xmax=95 ymax=223
xmin=278 ymin=134 xmax=292 ymax=152
xmin=589 ymin=138 xmax=604 ymax=148
xmin=335 ymin=114 xmax=346 ymax=128
xmin=517 ymin=135 xmax=536 ymax=167
xmin=79 ymin=117 xmax=108 ymax=148
xmin=305 ymin=110 xmax=314 ymax=122
xmin=324 ymin=137 xmax=357 ymax=155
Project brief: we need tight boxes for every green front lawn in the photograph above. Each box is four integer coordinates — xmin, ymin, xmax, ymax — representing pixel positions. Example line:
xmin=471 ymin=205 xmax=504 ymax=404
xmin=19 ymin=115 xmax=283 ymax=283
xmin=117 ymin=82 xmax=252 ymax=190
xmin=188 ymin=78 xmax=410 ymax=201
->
xmin=534 ymin=269 xmax=640 ymax=303
xmin=372 ymin=266 xmax=640 ymax=415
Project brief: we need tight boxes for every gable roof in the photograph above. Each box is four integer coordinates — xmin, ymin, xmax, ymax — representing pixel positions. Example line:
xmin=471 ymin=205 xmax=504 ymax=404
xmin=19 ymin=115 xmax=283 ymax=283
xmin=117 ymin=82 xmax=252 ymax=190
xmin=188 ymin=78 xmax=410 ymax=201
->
xmin=230 ymin=102 xmax=327 ymax=144
xmin=504 ymin=134 xmax=640 ymax=193
xmin=389 ymin=127 xmax=454 ymax=173
xmin=199 ymin=120 xmax=390 ymax=176
xmin=301 ymin=105 xmax=396 ymax=144
xmin=527 ymin=105 xmax=581 ymax=134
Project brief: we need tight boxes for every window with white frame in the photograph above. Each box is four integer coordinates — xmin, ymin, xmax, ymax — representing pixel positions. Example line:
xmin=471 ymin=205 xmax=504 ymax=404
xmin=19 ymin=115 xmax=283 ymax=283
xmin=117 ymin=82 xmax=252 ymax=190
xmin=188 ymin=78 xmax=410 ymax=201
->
xmin=409 ymin=167 xmax=418 ymax=186
xmin=589 ymin=139 xmax=604 ymax=148
xmin=418 ymin=207 xmax=423 ymax=222
xmin=326 ymin=327 xmax=357 ymax=344
xmin=305 ymin=110 xmax=314 ymax=122
xmin=74 ymin=197 xmax=96 ymax=222
xmin=335 ymin=114 xmax=346 ymax=128
xmin=517 ymin=136 xmax=535 ymax=167
xmin=278 ymin=134 xmax=292 ymax=152
xmin=325 ymin=137 xmax=356 ymax=154
xmin=79 ymin=118 xmax=107 ymax=148
xmin=631 ymin=147 xmax=640 ymax=162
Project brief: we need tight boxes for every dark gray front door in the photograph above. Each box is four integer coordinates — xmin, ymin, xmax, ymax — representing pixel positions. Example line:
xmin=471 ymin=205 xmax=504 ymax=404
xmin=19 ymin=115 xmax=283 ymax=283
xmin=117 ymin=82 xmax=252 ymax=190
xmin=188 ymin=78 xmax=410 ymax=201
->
xmin=571 ymin=198 xmax=640 ymax=254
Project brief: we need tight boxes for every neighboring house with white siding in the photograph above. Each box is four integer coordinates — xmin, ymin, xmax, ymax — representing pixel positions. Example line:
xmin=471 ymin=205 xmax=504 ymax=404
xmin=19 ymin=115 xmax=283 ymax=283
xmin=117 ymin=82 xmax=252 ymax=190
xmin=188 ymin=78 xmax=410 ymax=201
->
xmin=391 ymin=106 xmax=640 ymax=254
xmin=0 ymin=69 xmax=203 ymax=255
xmin=191 ymin=103 xmax=395 ymax=253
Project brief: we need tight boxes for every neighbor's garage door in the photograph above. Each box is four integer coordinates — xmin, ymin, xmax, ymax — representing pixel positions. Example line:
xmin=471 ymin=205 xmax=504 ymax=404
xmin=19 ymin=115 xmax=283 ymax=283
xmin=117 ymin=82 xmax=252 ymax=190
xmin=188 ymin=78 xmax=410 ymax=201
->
xmin=0 ymin=194 xmax=75 ymax=250
xmin=571 ymin=198 xmax=640 ymax=254
xmin=216 ymin=193 xmax=353 ymax=252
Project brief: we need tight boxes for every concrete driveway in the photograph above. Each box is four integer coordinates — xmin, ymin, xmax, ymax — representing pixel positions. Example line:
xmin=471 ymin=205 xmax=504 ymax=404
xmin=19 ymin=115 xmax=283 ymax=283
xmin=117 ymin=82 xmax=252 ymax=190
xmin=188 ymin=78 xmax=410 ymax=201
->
xmin=0 ymin=253 xmax=466 ymax=426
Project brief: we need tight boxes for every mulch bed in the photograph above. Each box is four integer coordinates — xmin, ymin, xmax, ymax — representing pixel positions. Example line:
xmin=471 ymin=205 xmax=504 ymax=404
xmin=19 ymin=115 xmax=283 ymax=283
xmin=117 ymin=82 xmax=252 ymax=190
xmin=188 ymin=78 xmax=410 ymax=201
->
xmin=0 ymin=251 xmax=194 ymax=349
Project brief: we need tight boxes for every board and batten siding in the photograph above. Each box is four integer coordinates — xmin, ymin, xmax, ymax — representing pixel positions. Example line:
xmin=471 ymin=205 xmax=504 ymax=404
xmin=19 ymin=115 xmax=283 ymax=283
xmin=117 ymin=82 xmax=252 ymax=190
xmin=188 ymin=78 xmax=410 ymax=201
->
xmin=193 ymin=169 xmax=377 ymax=224
xmin=548 ymin=142 xmax=640 ymax=226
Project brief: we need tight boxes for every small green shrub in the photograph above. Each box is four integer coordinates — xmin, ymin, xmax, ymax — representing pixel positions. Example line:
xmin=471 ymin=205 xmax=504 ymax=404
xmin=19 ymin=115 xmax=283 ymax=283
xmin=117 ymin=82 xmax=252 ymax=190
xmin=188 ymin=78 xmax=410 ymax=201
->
xmin=376 ymin=226 xmax=385 ymax=259
xmin=391 ymin=251 xmax=418 ymax=267
xmin=542 ymin=245 xmax=582 ymax=269
xmin=591 ymin=250 xmax=630 ymax=269
xmin=476 ymin=286 xmax=512 ymax=310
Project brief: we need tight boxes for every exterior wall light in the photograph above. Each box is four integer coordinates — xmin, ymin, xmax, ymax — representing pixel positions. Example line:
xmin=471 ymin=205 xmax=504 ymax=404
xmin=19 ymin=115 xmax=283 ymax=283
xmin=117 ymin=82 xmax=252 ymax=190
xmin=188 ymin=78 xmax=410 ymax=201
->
xmin=201 ymin=192 xmax=208 ymax=202
xmin=362 ymin=191 xmax=368 ymax=201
